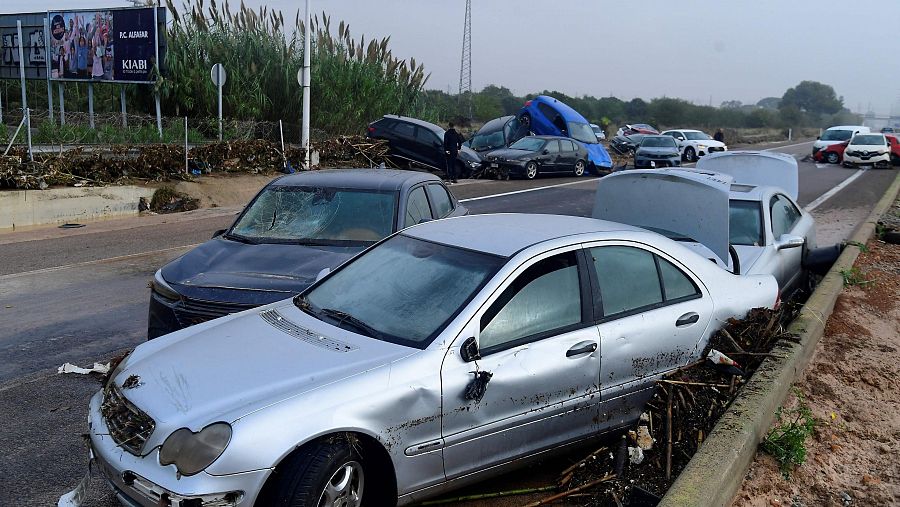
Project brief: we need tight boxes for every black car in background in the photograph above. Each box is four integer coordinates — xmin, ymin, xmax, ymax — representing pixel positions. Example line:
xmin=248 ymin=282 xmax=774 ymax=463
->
xmin=633 ymin=135 xmax=682 ymax=168
xmin=367 ymin=115 xmax=482 ymax=177
xmin=609 ymin=133 xmax=649 ymax=155
xmin=466 ymin=115 xmax=528 ymax=154
xmin=148 ymin=169 xmax=467 ymax=338
xmin=482 ymin=136 xmax=589 ymax=179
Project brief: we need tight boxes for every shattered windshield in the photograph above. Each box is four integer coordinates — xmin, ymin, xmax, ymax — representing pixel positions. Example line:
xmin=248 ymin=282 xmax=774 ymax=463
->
xmin=567 ymin=122 xmax=597 ymax=144
xmin=301 ymin=234 xmax=504 ymax=347
xmin=229 ymin=186 xmax=397 ymax=245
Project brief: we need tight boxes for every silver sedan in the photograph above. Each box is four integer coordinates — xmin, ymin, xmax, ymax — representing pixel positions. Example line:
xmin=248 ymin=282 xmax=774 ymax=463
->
xmin=77 ymin=214 xmax=777 ymax=507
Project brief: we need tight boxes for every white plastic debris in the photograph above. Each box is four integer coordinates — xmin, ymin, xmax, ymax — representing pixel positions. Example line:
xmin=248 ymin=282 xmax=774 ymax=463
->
xmin=706 ymin=348 xmax=740 ymax=368
xmin=639 ymin=411 xmax=650 ymax=422
xmin=636 ymin=425 xmax=654 ymax=450
xmin=628 ymin=446 xmax=644 ymax=465
xmin=58 ymin=362 xmax=110 ymax=375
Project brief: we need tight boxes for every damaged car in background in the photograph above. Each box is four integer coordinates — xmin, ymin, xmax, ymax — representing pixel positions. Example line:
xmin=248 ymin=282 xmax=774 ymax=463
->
xmin=148 ymin=169 xmax=467 ymax=338
xmin=481 ymin=135 xmax=590 ymax=179
xmin=594 ymin=151 xmax=842 ymax=299
xmin=76 ymin=213 xmax=777 ymax=507
xmin=367 ymin=115 xmax=482 ymax=177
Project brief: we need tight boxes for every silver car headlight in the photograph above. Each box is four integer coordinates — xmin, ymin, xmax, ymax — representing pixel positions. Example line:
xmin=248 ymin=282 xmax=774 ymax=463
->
xmin=151 ymin=269 xmax=181 ymax=302
xmin=159 ymin=422 xmax=232 ymax=476
xmin=698 ymin=144 xmax=708 ymax=150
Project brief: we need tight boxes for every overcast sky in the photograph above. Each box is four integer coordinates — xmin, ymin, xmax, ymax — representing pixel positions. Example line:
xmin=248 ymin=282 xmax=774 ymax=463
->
xmin=4 ymin=0 xmax=899 ymax=115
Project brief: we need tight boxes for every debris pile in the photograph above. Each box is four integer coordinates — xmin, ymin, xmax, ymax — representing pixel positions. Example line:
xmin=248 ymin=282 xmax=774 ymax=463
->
xmin=530 ymin=307 xmax=794 ymax=505
xmin=149 ymin=186 xmax=200 ymax=214
xmin=0 ymin=137 xmax=397 ymax=190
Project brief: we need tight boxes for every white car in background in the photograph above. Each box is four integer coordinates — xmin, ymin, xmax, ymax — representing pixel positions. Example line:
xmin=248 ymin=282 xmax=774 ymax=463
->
xmin=594 ymin=151 xmax=818 ymax=297
xmin=661 ymin=129 xmax=727 ymax=162
xmin=842 ymin=133 xmax=892 ymax=168
xmin=589 ymin=123 xmax=606 ymax=141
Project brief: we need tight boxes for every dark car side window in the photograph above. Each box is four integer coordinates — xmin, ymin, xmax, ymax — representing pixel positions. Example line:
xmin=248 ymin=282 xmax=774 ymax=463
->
xmin=546 ymin=140 xmax=560 ymax=154
xmin=562 ymin=140 xmax=577 ymax=152
xmin=406 ymin=186 xmax=433 ymax=226
xmin=391 ymin=121 xmax=415 ymax=138
xmin=480 ymin=251 xmax=583 ymax=354
xmin=426 ymin=183 xmax=454 ymax=218
xmin=415 ymin=127 xmax=440 ymax=146
xmin=588 ymin=246 xmax=700 ymax=320
xmin=770 ymin=194 xmax=801 ymax=238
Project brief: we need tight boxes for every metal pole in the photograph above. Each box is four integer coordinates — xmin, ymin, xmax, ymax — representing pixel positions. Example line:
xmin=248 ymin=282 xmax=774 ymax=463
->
xmin=217 ymin=66 xmax=223 ymax=141
xmin=17 ymin=22 xmax=28 ymax=119
xmin=25 ymin=108 xmax=33 ymax=161
xmin=788 ymin=128 xmax=792 ymax=142
xmin=184 ymin=116 xmax=189 ymax=174
xmin=44 ymin=17 xmax=54 ymax=124
xmin=58 ymin=83 xmax=65 ymax=125
xmin=120 ymin=85 xmax=127 ymax=127
xmin=279 ymin=119 xmax=286 ymax=168
xmin=0 ymin=87 xmax=4 ymax=124
xmin=88 ymin=82 xmax=95 ymax=129
xmin=155 ymin=92 xmax=162 ymax=138
xmin=154 ymin=7 xmax=162 ymax=138
xmin=301 ymin=0 xmax=311 ymax=168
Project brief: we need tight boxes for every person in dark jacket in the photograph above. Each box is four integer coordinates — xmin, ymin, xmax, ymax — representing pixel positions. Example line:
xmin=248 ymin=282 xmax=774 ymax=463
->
xmin=714 ymin=129 xmax=725 ymax=143
xmin=443 ymin=122 xmax=464 ymax=183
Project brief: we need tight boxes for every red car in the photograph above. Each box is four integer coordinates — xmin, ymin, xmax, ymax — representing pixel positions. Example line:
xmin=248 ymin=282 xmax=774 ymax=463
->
xmin=814 ymin=134 xmax=900 ymax=165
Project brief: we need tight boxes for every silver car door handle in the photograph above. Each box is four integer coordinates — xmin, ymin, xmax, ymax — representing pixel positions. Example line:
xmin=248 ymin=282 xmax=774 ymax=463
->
xmin=566 ymin=342 xmax=597 ymax=357
xmin=676 ymin=312 xmax=700 ymax=327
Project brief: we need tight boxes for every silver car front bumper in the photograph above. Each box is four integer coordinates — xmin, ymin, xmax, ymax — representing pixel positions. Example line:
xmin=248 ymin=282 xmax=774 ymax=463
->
xmin=88 ymin=392 xmax=269 ymax=507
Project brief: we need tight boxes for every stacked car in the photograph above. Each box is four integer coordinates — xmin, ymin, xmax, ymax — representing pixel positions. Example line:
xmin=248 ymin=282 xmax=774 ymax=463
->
xmin=367 ymin=115 xmax=483 ymax=177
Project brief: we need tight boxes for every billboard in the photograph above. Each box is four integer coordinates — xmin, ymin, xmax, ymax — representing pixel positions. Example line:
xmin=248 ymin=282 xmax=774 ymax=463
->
xmin=48 ymin=7 xmax=163 ymax=83
xmin=0 ymin=12 xmax=49 ymax=80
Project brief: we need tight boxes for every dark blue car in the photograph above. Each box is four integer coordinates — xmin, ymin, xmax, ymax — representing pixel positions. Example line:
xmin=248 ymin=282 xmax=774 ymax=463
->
xmin=148 ymin=169 xmax=467 ymax=338
xmin=518 ymin=95 xmax=613 ymax=172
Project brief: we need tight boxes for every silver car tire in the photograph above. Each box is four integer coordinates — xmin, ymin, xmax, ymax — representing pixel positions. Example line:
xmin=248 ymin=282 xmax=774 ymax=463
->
xmin=683 ymin=146 xmax=696 ymax=162
xmin=525 ymin=161 xmax=538 ymax=179
xmin=261 ymin=438 xmax=367 ymax=507
xmin=826 ymin=151 xmax=840 ymax=164
xmin=574 ymin=160 xmax=585 ymax=176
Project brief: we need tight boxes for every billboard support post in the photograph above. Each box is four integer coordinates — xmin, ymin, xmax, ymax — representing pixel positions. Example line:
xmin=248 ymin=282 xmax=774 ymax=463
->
xmin=44 ymin=17 xmax=54 ymax=124
xmin=1 ymin=88 xmax=4 ymax=124
xmin=301 ymin=0 xmax=311 ymax=168
xmin=88 ymin=82 xmax=95 ymax=129
xmin=17 ymin=22 xmax=28 ymax=118
xmin=279 ymin=119 xmax=286 ymax=169
xmin=120 ymin=86 xmax=127 ymax=127
xmin=25 ymin=108 xmax=33 ymax=161
xmin=58 ymin=83 xmax=65 ymax=125
xmin=184 ymin=116 xmax=188 ymax=174
xmin=155 ymin=92 xmax=162 ymax=138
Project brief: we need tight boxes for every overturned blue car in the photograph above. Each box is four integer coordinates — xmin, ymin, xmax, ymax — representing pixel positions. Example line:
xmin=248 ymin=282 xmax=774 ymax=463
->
xmin=518 ymin=95 xmax=613 ymax=173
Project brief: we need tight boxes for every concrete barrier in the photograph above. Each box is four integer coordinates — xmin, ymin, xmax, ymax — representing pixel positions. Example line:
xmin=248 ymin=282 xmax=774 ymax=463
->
xmin=0 ymin=186 xmax=155 ymax=229
xmin=660 ymin=169 xmax=900 ymax=507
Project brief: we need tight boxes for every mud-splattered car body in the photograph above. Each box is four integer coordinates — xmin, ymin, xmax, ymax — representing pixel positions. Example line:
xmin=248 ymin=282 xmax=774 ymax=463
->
xmin=83 ymin=214 xmax=777 ymax=507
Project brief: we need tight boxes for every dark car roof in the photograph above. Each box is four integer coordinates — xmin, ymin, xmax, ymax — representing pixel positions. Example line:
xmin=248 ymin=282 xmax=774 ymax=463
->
xmin=271 ymin=169 xmax=440 ymax=192
xmin=377 ymin=115 xmax=444 ymax=135
xmin=477 ymin=115 xmax=515 ymax=133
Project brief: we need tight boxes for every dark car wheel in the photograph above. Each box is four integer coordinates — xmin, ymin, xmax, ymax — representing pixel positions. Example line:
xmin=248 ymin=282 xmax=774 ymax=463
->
xmin=524 ymin=161 xmax=538 ymax=179
xmin=683 ymin=147 xmax=696 ymax=162
xmin=573 ymin=160 xmax=585 ymax=176
xmin=264 ymin=437 xmax=366 ymax=507
xmin=520 ymin=112 xmax=531 ymax=127
xmin=826 ymin=151 xmax=840 ymax=164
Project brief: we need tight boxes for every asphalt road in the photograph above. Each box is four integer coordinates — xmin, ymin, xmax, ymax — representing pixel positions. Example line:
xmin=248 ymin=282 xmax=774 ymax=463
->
xmin=0 ymin=139 xmax=897 ymax=506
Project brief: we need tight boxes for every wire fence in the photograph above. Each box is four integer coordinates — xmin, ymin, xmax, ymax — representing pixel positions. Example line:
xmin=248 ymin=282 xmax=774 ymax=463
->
xmin=1 ymin=108 xmax=331 ymax=148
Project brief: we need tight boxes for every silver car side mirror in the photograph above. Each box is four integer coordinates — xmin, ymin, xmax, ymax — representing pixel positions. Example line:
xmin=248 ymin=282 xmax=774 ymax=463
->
xmin=315 ymin=267 xmax=331 ymax=282
xmin=776 ymin=234 xmax=805 ymax=250
xmin=460 ymin=336 xmax=481 ymax=362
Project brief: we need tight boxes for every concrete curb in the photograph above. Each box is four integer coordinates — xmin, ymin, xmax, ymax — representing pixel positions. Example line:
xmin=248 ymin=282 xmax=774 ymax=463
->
xmin=660 ymin=169 xmax=900 ymax=507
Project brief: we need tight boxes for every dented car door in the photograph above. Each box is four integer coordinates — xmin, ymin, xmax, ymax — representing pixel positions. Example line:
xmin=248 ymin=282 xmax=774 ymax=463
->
xmin=440 ymin=248 xmax=602 ymax=479
xmin=585 ymin=243 xmax=714 ymax=427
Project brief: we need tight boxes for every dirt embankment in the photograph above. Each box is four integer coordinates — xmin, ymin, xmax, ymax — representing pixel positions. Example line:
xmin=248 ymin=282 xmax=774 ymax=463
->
xmin=733 ymin=221 xmax=900 ymax=506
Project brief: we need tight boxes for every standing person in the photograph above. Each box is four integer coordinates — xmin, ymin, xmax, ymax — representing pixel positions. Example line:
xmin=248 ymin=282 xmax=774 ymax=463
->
xmin=91 ymin=36 xmax=105 ymax=80
xmin=714 ymin=128 xmax=725 ymax=143
xmin=76 ymin=36 xmax=89 ymax=78
xmin=443 ymin=122 xmax=464 ymax=183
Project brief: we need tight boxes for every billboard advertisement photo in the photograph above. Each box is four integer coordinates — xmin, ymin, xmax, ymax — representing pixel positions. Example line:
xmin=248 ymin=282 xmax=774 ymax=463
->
xmin=48 ymin=7 xmax=159 ymax=83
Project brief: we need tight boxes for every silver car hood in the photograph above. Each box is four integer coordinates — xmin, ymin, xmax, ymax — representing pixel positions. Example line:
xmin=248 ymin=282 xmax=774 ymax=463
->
xmin=112 ymin=302 xmax=416 ymax=429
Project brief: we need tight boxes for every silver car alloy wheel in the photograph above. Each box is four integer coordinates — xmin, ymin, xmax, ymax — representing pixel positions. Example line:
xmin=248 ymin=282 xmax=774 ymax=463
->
xmin=574 ymin=160 xmax=585 ymax=176
xmin=525 ymin=162 xmax=538 ymax=179
xmin=826 ymin=151 xmax=839 ymax=164
xmin=318 ymin=461 xmax=364 ymax=507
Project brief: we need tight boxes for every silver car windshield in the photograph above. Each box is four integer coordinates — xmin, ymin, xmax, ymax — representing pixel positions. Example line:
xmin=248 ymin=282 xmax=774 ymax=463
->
xmin=300 ymin=234 xmax=504 ymax=348
xmin=729 ymin=200 xmax=763 ymax=246
xmin=229 ymin=186 xmax=396 ymax=246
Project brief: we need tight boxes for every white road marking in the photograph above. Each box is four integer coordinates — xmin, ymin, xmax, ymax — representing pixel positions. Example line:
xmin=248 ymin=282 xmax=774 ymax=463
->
xmin=0 ymin=244 xmax=199 ymax=281
xmin=804 ymin=169 xmax=867 ymax=212
xmin=458 ymin=179 xmax=596 ymax=202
